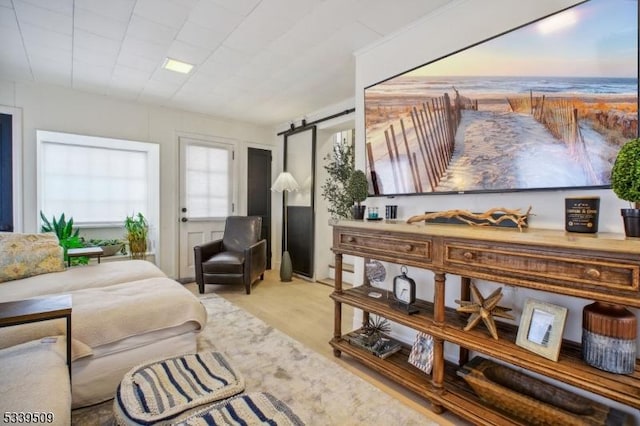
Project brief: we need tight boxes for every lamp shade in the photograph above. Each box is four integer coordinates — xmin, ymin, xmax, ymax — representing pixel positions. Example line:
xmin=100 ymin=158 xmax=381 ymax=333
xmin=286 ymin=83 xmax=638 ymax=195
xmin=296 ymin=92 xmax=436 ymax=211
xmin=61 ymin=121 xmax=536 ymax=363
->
xmin=271 ymin=171 xmax=300 ymax=192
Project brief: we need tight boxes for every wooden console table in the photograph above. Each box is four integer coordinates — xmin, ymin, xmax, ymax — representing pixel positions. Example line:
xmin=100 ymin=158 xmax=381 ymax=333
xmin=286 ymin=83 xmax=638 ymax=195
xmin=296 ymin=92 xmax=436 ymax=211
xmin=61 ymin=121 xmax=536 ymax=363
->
xmin=0 ymin=295 xmax=72 ymax=379
xmin=330 ymin=220 xmax=640 ymax=425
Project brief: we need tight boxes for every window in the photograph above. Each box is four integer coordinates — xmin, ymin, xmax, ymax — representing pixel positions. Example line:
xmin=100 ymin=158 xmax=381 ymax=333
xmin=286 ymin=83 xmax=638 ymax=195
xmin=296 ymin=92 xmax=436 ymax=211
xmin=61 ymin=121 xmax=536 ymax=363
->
xmin=37 ymin=130 xmax=159 ymax=228
xmin=184 ymin=142 xmax=233 ymax=219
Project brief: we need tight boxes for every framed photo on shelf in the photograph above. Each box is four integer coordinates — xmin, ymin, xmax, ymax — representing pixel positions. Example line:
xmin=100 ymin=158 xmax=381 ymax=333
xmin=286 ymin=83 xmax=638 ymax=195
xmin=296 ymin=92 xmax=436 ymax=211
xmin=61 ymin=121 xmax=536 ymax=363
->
xmin=408 ymin=332 xmax=434 ymax=374
xmin=516 ymin=299 xmax=568 ymax=362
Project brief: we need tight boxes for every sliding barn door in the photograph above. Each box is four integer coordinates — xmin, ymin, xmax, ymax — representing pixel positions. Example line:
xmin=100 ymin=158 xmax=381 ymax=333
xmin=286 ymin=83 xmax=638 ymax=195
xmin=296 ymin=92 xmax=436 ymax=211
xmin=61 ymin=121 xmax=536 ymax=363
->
xmin=284 ymin=127 xmax=316 ymax=278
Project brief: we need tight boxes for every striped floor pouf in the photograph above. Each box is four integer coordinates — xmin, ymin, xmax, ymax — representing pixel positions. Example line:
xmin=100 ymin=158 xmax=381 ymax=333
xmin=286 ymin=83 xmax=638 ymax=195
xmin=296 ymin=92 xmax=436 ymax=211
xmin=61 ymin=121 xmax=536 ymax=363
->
xmin=174 ymin=392 xmax=304 ymax=426
xmin=114 ymin=352 xmax=245 ymax=425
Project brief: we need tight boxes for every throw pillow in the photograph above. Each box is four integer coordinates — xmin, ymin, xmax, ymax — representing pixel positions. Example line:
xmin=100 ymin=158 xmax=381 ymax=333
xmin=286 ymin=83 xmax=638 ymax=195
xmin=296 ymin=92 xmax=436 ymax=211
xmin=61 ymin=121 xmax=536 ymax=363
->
xmin=0 ymin=233 xmax=65 ymax=283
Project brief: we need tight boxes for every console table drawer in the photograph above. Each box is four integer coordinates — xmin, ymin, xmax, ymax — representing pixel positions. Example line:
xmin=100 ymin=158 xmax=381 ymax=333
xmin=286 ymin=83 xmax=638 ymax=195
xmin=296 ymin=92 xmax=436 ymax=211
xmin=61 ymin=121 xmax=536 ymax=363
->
xmin=445 ymin=243 xmax=640 ymax=292
xmin=336 ymin=231 xmax=432 ymax=265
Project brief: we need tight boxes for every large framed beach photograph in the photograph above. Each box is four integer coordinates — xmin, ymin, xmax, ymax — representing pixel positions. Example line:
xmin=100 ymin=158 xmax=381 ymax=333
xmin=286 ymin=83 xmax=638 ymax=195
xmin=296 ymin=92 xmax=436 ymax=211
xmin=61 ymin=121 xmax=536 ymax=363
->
xmin=365 ymin=0 xmax=638 ymax=196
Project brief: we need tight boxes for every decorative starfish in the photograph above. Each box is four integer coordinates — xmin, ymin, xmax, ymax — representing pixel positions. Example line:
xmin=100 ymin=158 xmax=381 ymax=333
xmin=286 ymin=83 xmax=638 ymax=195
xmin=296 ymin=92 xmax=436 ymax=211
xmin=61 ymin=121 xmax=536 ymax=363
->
xmin=455 ymin=283 xmax=514 ymax=340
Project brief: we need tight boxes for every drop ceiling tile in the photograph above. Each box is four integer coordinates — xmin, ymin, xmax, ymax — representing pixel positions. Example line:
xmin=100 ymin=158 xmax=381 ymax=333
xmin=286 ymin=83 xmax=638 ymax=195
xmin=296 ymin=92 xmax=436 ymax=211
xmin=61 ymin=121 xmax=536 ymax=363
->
xmin=74 ymin=29 xmax=121 ymax=56
xmin=186 ymin=1 xmax=243 ymax=34
xmin=74 ymin=46 xmax=118 ymax=68
xmin=0 ymin=6 xmax=18 ymax=29
xmin=150 ymin=67 xmax=191 ymax=85
xmin=21 ymin=24 xmax=72 ymax=52
xmin=18 ymin=0 xmax=72 ymax=15
xmin=75 ymin=0 xmax=135 ymax=22
xmin=199 ymin=45 xmax=248 ymax=74
xmin=167 ymin=40 xmax=210 ymax=65
xmin=119 ymin=35 xmax=167 ymax=63
xmin=0 ymin=0 xmax=13 ymax=7
xmin=111 ymin=64 xmax=152 ymax=86
xmin=133 ymin=0 xmax=193 ymax=29
xmin=74 ymin=8 xmax=128 ymax=40
xmin=117 ymin=50 xmax=160 ymax=73
xmin=127 ymin=14 xmax=178 ymax=45
xmin=73 ymin=60 xmax=113 ymax=82
xmin=13 ymin=0 xmax=72 ymax=34
xmin=208 ymin=0 xmax=260 ymax=17
xmin=176 ymin=20 xmax=227 ymax=50
xmin=29 ymin=48 xmax=71 ymax=69
xmin=357 ymin=0 xmax=450 ymax=35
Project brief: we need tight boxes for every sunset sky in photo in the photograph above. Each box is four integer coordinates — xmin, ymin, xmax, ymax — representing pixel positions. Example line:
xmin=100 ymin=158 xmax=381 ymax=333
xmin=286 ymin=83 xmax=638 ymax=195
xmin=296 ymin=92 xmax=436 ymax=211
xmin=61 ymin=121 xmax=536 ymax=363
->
xmin=407 ymin=0 xmax=638 ymax=78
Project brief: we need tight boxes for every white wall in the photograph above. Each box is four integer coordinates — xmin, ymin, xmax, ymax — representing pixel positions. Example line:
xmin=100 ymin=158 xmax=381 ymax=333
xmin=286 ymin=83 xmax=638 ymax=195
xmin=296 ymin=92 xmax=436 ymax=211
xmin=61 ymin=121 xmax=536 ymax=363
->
xmin=354 ymin=0 xmax=636 ymax=416
xmin=0 ymin=80 xmax=276 ymax=278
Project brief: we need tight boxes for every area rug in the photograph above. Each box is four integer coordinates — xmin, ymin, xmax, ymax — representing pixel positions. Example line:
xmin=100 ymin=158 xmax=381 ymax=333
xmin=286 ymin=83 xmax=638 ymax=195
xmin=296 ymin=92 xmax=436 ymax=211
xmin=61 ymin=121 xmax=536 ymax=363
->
xmin=72 ymin=294 xmax=439 ymax=425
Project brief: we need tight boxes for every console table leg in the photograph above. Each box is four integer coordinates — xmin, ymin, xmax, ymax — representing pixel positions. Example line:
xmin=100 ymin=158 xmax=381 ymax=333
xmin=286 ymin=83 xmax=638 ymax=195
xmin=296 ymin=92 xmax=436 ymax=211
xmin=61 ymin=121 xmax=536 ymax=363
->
xmin=432 ymin=273 xmax=446 ymax=407
xmin=459 ymin=277 xmax=471 ymax=366
xmin=333 ymin=252 xmax=343 ymax=358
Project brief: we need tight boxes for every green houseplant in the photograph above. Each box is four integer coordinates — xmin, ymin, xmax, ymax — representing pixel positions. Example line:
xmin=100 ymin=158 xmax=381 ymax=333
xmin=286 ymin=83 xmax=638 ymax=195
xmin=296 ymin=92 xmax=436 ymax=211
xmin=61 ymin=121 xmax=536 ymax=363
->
xmin=321 ymin=139 xmax=356 ymax=220
xmin=124 ymin=213 xmax=149 ymax=259
xmin=40 ymin=211 xmax=88 ymax=265
xmin=611 ymin=138 xmax=640 ymax=237
xmin=348 ymin=169 xmax=369 ymax=220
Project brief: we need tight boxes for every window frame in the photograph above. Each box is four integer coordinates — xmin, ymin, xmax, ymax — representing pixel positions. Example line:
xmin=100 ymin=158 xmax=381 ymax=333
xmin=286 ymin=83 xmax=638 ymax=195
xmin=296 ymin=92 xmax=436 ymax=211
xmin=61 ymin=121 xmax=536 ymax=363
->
xmin=36 ymin=130 xmax=160 ymax=232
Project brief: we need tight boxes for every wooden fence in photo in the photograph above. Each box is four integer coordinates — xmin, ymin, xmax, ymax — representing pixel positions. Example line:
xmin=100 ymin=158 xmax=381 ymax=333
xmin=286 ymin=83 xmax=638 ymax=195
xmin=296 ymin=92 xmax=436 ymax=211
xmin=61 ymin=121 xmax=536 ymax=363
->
xmin=367 ymin=90 xmax=474 ymax=194
xmin=507 ymin=92 xmax=598 ymax=184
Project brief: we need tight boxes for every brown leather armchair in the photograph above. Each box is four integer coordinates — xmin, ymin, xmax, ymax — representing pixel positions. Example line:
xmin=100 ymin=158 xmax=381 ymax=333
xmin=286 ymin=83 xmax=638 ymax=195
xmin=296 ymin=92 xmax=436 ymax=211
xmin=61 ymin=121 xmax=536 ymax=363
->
xmin=194 ymin=216 xmax=266 ymax=294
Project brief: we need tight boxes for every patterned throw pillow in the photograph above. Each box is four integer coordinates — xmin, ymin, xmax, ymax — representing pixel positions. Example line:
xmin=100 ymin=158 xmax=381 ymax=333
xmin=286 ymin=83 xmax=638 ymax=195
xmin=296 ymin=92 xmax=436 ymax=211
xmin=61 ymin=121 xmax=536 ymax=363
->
xmin=0 ymin=233 xmax=65 ymax=283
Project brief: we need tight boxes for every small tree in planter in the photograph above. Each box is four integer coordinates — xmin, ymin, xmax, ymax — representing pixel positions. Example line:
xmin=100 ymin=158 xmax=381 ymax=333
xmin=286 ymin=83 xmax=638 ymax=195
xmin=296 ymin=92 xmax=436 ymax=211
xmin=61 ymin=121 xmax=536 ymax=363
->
xmin=125 ymin=212 xmax=149 ymax=259
xmin=611 ymin=138 xmax=640 ymax=237
xmin=348 ymin=169 xmax=369 ymax=220
xmin=322 ymin=138 xmax=355 ymax=220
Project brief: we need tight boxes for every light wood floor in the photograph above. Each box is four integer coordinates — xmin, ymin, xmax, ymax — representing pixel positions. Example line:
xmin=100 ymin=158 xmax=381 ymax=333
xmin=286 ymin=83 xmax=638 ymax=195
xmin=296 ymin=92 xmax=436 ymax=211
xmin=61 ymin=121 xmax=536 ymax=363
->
xmin=187 ymin=269 xmax=463 ymax=425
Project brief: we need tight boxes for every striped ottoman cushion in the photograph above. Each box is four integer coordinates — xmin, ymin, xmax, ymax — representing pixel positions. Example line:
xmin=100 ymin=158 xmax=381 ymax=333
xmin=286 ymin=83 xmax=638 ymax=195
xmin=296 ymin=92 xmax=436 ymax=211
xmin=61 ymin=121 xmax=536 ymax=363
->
xmin=114 ymin=352 xmax=245 ymax=425
xmin=174 ymin=392 xmax=304 ymax=426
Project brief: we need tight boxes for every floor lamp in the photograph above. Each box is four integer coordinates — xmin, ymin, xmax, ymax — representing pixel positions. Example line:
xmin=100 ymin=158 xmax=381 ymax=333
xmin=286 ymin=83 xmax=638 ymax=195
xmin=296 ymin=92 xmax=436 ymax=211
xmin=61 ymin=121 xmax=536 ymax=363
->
xmin=271 ymin=171 xmax=299 ymax=281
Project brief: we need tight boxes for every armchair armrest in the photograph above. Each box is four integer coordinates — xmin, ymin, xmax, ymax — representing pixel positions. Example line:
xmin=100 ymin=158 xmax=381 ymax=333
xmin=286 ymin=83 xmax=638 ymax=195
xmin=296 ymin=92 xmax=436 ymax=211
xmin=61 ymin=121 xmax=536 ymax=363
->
xmin=195 ymin=239 xmax=223 ymax=261
xmin=244 ymin=239 xmax=267 ymax=285
xmin=194 ymin=239 xmax=223 ymax=287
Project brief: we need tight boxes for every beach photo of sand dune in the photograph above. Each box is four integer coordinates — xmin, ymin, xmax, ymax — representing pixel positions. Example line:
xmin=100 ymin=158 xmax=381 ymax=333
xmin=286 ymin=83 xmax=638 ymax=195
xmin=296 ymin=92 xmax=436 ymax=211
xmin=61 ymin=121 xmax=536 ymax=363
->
xmin=364 ymin=0 xmax=638 ymax=196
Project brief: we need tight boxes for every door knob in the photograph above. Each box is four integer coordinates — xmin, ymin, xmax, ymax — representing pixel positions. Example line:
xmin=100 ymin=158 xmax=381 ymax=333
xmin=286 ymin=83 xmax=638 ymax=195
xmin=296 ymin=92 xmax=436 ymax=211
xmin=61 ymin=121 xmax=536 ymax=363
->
xmin=181 ymin=217 xmax=188 ymax=222
xmin=181 ymin=207 xmax=187 ymax=212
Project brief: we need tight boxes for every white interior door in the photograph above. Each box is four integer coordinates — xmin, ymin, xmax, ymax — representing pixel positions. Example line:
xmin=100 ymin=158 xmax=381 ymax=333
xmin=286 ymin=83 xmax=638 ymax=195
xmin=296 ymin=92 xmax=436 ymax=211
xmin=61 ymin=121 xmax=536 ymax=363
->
xmin=178 ymin=137 xmax=235 ymax=279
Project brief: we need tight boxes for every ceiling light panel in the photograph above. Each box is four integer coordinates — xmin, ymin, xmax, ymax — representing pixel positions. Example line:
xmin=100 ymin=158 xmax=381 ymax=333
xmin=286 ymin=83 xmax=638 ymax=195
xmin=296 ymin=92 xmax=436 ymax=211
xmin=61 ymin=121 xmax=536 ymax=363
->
xmin=162 ymin=58 xmax=194 ymax=74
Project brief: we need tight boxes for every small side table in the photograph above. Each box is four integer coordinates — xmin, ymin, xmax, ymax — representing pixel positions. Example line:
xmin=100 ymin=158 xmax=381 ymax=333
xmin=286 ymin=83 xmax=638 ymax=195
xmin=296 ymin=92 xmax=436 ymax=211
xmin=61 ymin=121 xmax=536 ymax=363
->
xmin=67 ymin=246 xmax=104 ymax=266
xmin=0 ymin=295 xmax=73 ymax=380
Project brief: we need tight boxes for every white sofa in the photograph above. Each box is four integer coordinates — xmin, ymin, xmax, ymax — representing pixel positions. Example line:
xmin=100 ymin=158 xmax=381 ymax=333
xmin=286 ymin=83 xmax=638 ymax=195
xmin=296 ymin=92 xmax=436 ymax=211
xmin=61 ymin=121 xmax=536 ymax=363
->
xmin=0 ymin=233 xmax=207 ymax=409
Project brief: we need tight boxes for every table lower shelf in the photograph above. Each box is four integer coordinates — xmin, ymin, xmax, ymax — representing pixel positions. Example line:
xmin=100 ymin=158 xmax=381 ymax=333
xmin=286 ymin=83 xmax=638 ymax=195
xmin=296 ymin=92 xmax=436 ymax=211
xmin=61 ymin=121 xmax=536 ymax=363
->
xmin=330 ymin=337 xmax=526 ymax=426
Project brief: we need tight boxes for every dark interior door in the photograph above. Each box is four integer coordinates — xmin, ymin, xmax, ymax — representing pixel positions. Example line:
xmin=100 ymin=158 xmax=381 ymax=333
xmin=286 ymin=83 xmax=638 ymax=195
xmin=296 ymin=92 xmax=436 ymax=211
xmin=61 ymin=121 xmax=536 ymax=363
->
xmin=0 ymin=113 xmax=12 ymax=232
xmin=247 ymin=148 xmax=272 ymax=269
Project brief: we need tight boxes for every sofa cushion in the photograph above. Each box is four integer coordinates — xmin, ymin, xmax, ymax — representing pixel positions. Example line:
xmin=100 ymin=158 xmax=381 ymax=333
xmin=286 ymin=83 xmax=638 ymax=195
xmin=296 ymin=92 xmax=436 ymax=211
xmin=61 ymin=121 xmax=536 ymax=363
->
xmin=0 ymin=337 xmax=71 ymax=425
xmin=0 ymin=259 xmax=166 ymax=302
xmin=0 ymin=233 xmax=64 ymax=283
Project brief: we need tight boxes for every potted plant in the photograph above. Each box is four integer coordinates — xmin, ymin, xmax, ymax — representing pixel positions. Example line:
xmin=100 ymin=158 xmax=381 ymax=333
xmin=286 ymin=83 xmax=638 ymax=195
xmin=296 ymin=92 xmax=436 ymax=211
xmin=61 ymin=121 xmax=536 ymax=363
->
xmin=321 ymin=139 xmax=356 ymax=221
xmin=124 ymin=213 xmax=149 ymax=259
xmin=611 ymin=138 xmax=640 ymax=237
xmin=83 ymin=239 xmax=125 ymax=256
xmin=40 ymin=211 xmax=88 ymax=265
xmin=348 ymin=169 xmax=369 ymax=220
